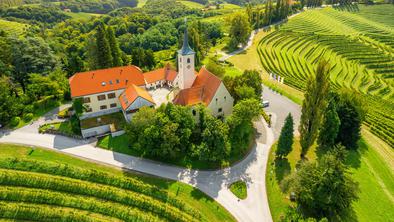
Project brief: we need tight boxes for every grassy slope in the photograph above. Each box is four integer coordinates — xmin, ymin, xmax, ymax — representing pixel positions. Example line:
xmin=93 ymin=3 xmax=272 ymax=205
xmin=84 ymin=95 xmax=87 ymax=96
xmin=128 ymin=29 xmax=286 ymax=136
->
xmin=0 ymin=144 xmax=236 ymax=222
xmin=177 ymin=0 xmax=204 ymax=9
xmin=266 ymin=135 xmax=394 ymax=222
xmin=0 ymin=19 xmax=29 ymax=35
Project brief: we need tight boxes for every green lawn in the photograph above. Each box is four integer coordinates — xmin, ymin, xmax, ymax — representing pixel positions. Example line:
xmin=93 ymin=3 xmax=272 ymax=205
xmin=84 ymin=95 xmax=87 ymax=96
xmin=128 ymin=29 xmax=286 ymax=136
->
xmin=229 ymin=180 xmax=247 ymax=200
xmin=97 ymin=132 xmax=255 ymax=170
xmin=0 ymin=144 xmax=236 ymax=222
xmin=266 ymin=136 xmax=394 ymax=221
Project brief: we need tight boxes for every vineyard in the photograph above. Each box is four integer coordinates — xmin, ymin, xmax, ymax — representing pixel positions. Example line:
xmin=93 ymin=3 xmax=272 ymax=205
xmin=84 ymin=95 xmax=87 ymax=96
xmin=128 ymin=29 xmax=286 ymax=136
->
xmin=257 ymin=5 xmax=394 ymax=146
xmin=0 ymin=145 xmax=235 ymax=222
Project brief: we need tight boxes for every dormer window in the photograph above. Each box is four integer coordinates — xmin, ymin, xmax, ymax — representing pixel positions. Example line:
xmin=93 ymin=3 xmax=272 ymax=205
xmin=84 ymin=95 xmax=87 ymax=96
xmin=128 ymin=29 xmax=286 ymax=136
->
xmin=101 ymin=82 xmax=106 ymax=86
xmin=116 ymin=79 xmax=120 ymax=84
xmin=109 ymin=80 xmax=113 ymax=85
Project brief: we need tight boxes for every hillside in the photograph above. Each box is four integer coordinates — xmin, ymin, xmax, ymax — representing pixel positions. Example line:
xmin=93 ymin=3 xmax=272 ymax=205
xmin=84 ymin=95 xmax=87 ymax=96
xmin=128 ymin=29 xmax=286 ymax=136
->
xmin=0 ymin=144 xmax=235 ymax=222
xmin=257 ymin=5 xmax=394 ymax=146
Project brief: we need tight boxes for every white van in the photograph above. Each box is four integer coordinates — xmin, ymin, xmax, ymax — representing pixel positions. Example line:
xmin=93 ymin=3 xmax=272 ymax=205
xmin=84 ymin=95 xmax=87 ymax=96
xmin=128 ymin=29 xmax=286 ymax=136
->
xmin=262 ymin=100 xmax=269 ymax=108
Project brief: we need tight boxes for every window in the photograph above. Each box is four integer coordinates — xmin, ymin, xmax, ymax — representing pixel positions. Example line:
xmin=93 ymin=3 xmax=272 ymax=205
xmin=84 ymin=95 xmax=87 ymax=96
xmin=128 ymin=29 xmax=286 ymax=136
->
xmin=224 ymin=96 xmax=226 ymax=101
xmin=216 ymin=98 xmax=218 ymax=104
xmin=97 ymin=94 xmax=106 ymax=101
xmin=83 ymin=97 xmax=90 ymax=103
xmin=107 ymin=93 xmax=116 ymax=99
xmin=218 ymin=108 xmax=222 ymax=113
xmin=116 ymin=79 xmax=120 ymax=84
xmin=86 ymin=107 xmax=92 ymax=112
xmin=187 ymin=58 xmax=190 ymax=63
xmin=109 ymin=80 xmax=113 ymax=85
xmin=180 ymin=57 xmax=182 ymax=62
xmin=100 ymin=105 xmax=107 ymax=110
xmin=101 ymin=82 xmax=106 ymax=86
xmin=192 ymin=110 xmax=197 ymax=116
xmin=110 ymin=103 xmax=117 ymax=108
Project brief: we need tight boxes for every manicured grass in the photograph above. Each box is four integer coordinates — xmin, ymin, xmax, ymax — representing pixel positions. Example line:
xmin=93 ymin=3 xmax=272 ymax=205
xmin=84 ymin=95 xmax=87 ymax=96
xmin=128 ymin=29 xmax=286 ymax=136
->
xmin=266 ymin=136 xmax=394 ymax=221
xmin=0 ymin=144 xmax=236 ymax=222
xmin=80 ymin=111 xmax=126 ymax=130
xmin=97 ymin=132 xmax=255 ymax=170
xmin=229 ymin=180 xmax=247 ymax=200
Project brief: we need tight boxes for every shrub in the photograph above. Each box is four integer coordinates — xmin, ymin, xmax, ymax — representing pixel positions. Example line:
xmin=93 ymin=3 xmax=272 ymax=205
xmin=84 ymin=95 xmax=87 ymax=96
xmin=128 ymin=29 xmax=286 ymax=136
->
xmin=23 ymin=105 xmax=34 ymax=114
xmin=23 ymin=113 xmax=34 ymax=122
xmin=10 ymin=117 xmax=20 ymax=127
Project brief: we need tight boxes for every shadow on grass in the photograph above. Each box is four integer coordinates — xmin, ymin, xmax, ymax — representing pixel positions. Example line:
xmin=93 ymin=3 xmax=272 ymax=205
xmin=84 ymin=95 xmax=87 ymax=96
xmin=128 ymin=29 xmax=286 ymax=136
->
xmin=274 ymin=157 xmax=291 ymax=183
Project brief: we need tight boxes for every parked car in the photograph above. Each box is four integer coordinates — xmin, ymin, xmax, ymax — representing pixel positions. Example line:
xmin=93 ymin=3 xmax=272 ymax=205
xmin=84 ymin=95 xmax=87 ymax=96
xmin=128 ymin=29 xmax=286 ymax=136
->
xmin=262 ymin=100 xmax=269 ymax=108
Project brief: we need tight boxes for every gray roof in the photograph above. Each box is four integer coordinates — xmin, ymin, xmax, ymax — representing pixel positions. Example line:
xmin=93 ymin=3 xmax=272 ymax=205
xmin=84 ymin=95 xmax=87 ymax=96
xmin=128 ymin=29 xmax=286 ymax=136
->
xmin=178 ymin=20 xmax=195 ymax=56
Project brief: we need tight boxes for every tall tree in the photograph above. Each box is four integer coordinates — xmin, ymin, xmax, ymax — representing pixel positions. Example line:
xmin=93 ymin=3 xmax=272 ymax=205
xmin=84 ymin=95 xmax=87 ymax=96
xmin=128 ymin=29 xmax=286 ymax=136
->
xmin=276 ymin=113 xmax=294 ymax=158
xmin=299 ymin=60 xmax=330 ymax=157
xmin=107 ymin=26 xmax=123 ymax=67
xmin=227 ymin=99 xmax=261 ymax=155
xmin=96 ymin=23 xmax=113 ymax=69
xmin=285 ymin=146 xmax=359 ymax=220
xmin=192 ymin=109 xmax=231 ymax=162
xmin=335 ymin=91 xmax=364 ymax=149
xmin=10 ymin=37 xmax=58 ymax=92
xmin=317 ymin=95 xmax=340 ymax=149
xmin=228 ymin=12 xmax=251 ymax=50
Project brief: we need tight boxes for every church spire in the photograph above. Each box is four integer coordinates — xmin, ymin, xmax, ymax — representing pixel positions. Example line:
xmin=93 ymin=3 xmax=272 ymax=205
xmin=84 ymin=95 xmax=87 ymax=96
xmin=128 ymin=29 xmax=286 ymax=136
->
xmin=179 ymin=18 xmax=195 ymax=55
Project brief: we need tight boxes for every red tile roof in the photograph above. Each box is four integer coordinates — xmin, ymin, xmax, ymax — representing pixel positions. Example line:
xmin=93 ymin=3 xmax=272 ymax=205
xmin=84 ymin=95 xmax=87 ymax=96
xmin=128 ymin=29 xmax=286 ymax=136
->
xmin=143 ymin=64 xmax=177 ymax=84
xmin=69 ymin=66 xmax=145 ymax=97
xmin=173 ymin=67 xmax=222 ymax=106
xmin=119 ymin=84 xmax=155 ymax=110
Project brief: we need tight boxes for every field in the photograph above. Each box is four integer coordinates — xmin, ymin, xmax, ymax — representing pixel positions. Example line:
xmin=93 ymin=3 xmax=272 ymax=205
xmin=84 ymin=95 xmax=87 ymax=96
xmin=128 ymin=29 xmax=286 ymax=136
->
xmin=177 ymin=0 xmax=205 ymax=9
xmin=256 ymin=5 xmax=394 ymax=146
xmin=266 ymin=133 xmax=394 ymax=221
xmin=0 ymin=19 xmax=29 ymax=35
xmin=0 ymin=144 xmax=235 ymax=222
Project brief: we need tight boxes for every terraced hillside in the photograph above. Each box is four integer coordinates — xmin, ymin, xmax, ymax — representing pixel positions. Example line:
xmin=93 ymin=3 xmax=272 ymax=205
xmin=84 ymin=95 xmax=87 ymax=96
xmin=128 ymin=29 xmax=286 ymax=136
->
xmin=0 ymin=144 xmax=235 ymax=222
xmin=257 ymin=5 xmax=394 ymax=146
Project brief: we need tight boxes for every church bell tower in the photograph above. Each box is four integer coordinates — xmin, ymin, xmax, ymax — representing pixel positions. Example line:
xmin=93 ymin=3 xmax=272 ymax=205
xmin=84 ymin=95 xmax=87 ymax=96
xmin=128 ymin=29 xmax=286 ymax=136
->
xmin=177 ymin=19 xmax=195 ymax=90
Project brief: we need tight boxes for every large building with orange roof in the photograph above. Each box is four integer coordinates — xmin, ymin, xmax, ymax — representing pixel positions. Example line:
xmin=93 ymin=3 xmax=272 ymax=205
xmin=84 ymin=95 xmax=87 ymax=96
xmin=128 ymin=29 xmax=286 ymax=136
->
xmin=69 ymin=21 xmax=233 ymax=138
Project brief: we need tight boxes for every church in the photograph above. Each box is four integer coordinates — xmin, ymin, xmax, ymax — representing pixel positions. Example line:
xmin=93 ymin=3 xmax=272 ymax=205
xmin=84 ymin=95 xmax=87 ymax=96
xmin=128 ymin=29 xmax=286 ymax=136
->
xmin=69 ymin=22 xmax=234 ymax=137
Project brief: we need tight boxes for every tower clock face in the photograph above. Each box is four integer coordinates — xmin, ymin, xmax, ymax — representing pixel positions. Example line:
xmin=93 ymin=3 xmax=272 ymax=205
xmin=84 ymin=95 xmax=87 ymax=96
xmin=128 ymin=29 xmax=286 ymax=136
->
xmin=187 ymin=65 xmax=191 ymax=69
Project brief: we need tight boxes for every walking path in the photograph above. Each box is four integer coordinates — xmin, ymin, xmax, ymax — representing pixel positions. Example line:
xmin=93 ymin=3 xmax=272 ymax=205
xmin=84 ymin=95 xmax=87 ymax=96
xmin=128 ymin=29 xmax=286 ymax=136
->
xmin=219 ymin=12 xmax=301 ymax=62
xmin=0 ymin=113 xmax=275 ymax=222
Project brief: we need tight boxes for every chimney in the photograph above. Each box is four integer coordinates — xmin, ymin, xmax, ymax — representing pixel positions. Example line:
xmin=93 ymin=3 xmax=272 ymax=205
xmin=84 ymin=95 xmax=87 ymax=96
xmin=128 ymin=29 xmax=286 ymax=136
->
xmin=120 ymin=69 xmax=123 ymax=75
xmin=125 ymin=79 xmax=128 ymax=85
xmin=91 ymin=73 xmax=95 ymax=79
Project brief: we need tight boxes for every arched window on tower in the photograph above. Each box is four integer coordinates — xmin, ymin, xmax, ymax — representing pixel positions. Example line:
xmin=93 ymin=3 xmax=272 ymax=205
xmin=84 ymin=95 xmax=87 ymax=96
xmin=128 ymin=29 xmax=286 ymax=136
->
xmin=187 ymin=58 xmax=190 ymax=63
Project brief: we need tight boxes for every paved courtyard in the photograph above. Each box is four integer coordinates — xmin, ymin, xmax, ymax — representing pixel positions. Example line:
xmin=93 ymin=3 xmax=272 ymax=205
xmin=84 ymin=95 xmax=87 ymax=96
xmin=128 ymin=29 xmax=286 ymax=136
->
xmin=148 ymin=87 xmax=172 ymax=107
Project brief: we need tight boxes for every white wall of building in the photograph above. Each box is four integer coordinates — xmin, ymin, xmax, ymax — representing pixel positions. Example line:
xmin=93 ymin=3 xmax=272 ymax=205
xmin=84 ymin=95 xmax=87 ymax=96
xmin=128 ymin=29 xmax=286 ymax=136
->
xmin=207 ymin=83 xmax=234 ymax=117
xmin=178 ymin=54 xmax=195 ymax=89
xmin=79 ymin=89 xmax=125 ymax=119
